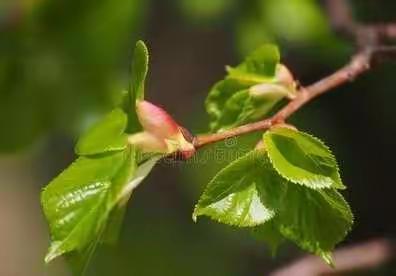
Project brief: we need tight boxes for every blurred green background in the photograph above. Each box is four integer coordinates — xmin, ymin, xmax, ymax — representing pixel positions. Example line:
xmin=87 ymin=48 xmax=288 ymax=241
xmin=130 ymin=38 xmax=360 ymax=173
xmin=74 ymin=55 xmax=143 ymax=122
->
xmin=1 ymin=0 xmax=396 ymax=275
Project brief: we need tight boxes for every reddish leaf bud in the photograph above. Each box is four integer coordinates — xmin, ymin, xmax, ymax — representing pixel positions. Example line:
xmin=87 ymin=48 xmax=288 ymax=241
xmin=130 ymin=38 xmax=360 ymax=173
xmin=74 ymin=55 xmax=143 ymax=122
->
xmin=131 ymin=100 xmax=195 ymax=157
xmin=136 ymin=100 xmax=180 ymax=139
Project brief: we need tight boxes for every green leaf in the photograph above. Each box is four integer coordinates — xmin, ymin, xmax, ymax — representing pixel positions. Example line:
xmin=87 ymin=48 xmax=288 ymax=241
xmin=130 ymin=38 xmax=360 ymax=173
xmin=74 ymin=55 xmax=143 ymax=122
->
xmin=75 ymin=108 xmax=128 ymax=155
xmin=131 ymin=40 xmax=149 ymax=102
xmin=227 ymin=44 xmax=280 ymax=80
xmin=212 ymin=89 xmax=249 ymax=131
xmin=193 ymin=146 xmax=352 ymax=262
xmin=42 ymin=151 xmax=127 ymax=264
xmin=205 ymin=79 xmax=250 ymax=131
xmin=205 ymin=44 xmax=289 ymax=132
xmin=263 ymin=127 xmax=345 ymax=189
xmin=193 ymin=150 xmax=286 ymax=227
xmin=41 ymin=146 xmax=160 ymax=274
xmin=127 ymin=40 xmax=149 ymax=132
xmin=277 ymin=184 xmax=353 ymax=264
xmin=231 ymin=92 xmax=286 ymax=130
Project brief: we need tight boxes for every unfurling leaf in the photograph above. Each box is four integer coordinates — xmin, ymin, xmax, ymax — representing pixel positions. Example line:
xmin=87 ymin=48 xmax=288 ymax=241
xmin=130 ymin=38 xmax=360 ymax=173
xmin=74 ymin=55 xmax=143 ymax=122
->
xmin=205 ymin=44 xmax=296 ymax=132
xmin=131 ymin=40 xmax=149 ymax=102
xmin=263 ymin=126 xmax=345 ymax=189
xmin=127 ymin=40 xmax=149 ymax=132
xmin=226 ymin=44 xmax=280 ymax=80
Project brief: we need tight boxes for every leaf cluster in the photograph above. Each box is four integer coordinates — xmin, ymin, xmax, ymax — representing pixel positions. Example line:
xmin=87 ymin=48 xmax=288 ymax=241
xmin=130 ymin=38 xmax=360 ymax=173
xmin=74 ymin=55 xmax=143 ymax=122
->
xmin=206 ymin=45 xmax=294 ymax=132
xmin=41 ymin=41 xmax=354 ymax=275
xmin=194 ymin=127 xmax=352 ymax=264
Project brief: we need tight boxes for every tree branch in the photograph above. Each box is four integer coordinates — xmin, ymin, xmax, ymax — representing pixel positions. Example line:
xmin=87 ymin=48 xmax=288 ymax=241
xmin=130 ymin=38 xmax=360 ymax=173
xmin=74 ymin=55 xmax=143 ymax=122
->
xmin=324 ymin=0 xmax=358 ymax=39
xmin=270 ymin=238 xmax=396 ymax=276
xmin=325 ymin=0 xmax=396 ymax=47
xmin=193 ymin=1 xmax=396 ymax=149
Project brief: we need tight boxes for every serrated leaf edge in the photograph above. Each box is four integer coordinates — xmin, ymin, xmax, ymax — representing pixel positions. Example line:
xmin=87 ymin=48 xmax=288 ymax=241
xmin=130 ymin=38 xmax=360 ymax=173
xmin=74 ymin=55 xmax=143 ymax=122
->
xmin=263 ymin=127 xmax=345 ymax=190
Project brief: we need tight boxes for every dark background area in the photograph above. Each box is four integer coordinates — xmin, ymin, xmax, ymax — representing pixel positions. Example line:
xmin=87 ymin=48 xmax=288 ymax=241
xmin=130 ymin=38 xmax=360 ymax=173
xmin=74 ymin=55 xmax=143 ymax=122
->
xmin=0 ymin=0 xmax=395 ymax=275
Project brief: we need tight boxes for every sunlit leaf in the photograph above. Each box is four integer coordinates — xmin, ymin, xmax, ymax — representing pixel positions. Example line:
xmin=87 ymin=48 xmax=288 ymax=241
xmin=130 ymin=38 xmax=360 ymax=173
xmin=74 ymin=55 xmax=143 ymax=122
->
xmin=264 ymin=127 xmax=345 ymax=189
xmin=41 ymin=146 xmax=159 ymax=274
xmin=194 ymin=146 xmax=352 ymax=264
xmin=42 ymin=151 xmax=127 ymax=264
xmin=193 ymin=150 xmax=286 ymax=227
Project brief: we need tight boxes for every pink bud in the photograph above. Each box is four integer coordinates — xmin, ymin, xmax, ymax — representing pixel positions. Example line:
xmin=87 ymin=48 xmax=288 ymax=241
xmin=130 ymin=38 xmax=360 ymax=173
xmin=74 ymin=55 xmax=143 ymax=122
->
xmin=136 ymin=101 xmax=180 ymax=139
xmin=133 ymin=100 xmax=195 ymax=157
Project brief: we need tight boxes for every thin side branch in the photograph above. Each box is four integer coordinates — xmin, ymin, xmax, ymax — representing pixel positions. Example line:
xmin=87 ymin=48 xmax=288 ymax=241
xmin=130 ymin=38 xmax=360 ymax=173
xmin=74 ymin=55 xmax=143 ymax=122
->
xmin=325 ymin=0 xmax=358 ymax=38
xmin=325 ymin=0 xmax=396 ymax=47
xmin=193 ymin=0 xmax=396 ymax=149
xmin=194 ymin=48 xmax=382 ymax=148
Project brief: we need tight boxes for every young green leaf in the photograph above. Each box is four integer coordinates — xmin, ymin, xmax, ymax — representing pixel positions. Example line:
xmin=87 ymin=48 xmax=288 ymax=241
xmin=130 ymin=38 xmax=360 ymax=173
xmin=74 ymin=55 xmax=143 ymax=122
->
xmin=227 ymin=44 xmax=280 ymax=81
xmin=263 ymin=127 xmax=345 ymax=189
xmin=205 ymin=44 xmax=295 ymax=132
xmin=75 ymin=108 xmax=128 ymax=155
xmin=131 ymin=40 xmax=149 ymax=102
xmin=41 ymin=151 xmax=127 ymax=264
xmin=193 ymin=150 xmax=286 ymax=227
xmin=277 ymin=184 xmax=353 ymax=264
xmin=211 ymin=89 xmax=250 ymax=131
xmin=41 ymin=147 xmax=160 ymax=274
xmin=127 ymin=40 xmax=149 ymax=132
xmin=205 ymin=79 xmax=250 ymax=131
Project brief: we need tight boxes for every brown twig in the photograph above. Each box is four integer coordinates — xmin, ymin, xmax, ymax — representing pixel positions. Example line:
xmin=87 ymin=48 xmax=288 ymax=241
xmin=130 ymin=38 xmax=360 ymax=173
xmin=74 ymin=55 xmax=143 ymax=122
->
xmin=270 ymin=238 xmax=396 ymax=276
xmin=325 ymin=0 xmax=396 ymax=47
xmin=193 ymin=1 xmax=396 ymax=149
xmin=324 ymin=0 xmax=358 ymax=39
